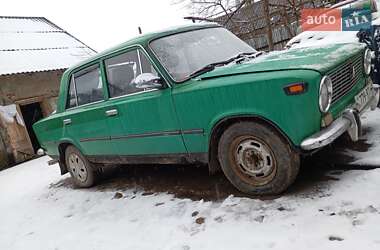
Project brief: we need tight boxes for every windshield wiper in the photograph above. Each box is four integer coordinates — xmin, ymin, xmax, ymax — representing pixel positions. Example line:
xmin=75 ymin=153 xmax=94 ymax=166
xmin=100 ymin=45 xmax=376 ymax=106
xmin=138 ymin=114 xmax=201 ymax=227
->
xmin=189 ymin=61 xmax=228 ymax=79
xmin=233 ymin=51 xmax=265 ymax=64
xmin=189 ymin=52 xmax=264 ymax=79
xmin=229 ymin=52 xmax=256 ymax=61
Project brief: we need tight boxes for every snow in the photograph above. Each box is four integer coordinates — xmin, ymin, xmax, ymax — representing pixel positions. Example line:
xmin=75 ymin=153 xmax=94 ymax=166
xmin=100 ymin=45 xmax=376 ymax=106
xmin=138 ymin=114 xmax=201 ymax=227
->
xmin=345 ymin=108 xmax=380 ymax=165
xmin=286 ymin=31 xmax=359 ymax=49
xmin=286 ymin=2 xmax=380 ymax=49
xmin=0 ymin=16 xmax=96 ymax=76
xmin=0 ymin=33 xmax=88 ymax=51
xmin=243 ymin=43 xmax=364 ymax=72
xmin=0 ymin=104 xmax=24 ymax=126
xmin=0 ymin=17 xmax=61 ymax=33
xmin=286 ymin=17 xmax=380 ymax=50
xmin=0 ymin=47 xmax=95 ymax=76
xmin=2 ymin=109 xmax=380 ymax=250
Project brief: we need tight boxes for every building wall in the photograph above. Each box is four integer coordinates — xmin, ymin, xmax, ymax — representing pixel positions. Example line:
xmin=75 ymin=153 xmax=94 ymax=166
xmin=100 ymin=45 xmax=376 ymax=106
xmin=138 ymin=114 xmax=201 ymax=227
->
xmin=0 ymin=69 xmax=64 ymax=168
xmin=0 ymin=70 xmax=62 ymax=105
xmin=0 ymin=133 xmax=8 ymax=170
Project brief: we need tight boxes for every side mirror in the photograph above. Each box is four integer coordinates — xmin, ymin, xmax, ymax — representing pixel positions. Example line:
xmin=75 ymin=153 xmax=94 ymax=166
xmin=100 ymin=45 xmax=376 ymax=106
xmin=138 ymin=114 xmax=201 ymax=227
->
xmin=132 ymin=73 xmax=164 ymax=89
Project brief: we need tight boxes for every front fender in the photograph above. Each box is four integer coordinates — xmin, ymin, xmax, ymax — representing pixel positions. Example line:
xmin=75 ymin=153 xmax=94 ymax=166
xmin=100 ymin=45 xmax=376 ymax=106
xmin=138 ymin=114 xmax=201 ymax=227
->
xmin=173 ymin=69 xmax=322 ymax=153
xmin=207 ymin=111 xmax=295 ymax=149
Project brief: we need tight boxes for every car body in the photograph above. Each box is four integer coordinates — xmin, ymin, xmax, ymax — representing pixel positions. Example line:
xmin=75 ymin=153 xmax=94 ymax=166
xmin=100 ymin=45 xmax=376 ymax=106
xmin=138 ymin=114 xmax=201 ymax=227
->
xmin=33 ymin=24 xmax=379 ymax=195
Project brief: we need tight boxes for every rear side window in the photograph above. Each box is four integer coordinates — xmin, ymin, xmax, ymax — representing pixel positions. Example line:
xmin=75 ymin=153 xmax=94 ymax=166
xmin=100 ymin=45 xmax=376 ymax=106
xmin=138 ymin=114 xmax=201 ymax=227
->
xmin=66 ymin=64 xmax=104 ymax=108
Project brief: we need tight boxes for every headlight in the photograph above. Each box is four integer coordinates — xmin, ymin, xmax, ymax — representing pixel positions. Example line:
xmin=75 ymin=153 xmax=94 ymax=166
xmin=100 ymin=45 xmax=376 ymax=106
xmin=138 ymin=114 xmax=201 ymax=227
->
xmin=319 ymin=76 xmax=333 ymax=113
xmin=364 ymin=48 xmax=372 ymax=75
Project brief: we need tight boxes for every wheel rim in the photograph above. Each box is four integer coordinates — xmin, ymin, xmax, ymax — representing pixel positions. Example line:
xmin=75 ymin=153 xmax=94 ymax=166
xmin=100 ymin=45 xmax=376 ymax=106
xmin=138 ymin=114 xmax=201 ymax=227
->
xmin=229 ymin=136 xmax=277 ymax=186
xmin=68 ymin=153 xmax=88 ymax=183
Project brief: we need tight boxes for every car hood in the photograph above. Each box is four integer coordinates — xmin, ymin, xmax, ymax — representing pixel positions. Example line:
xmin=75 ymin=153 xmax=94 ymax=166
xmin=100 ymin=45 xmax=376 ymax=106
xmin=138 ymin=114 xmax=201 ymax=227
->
xmin=199 ymin=43 xmax=365 ymax=80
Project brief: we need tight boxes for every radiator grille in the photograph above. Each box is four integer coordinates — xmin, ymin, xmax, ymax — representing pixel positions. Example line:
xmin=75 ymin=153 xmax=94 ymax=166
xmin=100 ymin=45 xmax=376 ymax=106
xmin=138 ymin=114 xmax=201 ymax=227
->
xmin=329 ymin=52 xmax=363 ymax=104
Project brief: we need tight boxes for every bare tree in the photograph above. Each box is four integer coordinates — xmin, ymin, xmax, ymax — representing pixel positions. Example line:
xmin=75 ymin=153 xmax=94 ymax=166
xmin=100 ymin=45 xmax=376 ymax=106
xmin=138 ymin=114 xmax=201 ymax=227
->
xmin=176 ymin=0 xmax=333 ymax=51
xmin=176 ymin=0 xmax=241 ymax=19
xmin=176 ymin=0 xmax=247 ymax=27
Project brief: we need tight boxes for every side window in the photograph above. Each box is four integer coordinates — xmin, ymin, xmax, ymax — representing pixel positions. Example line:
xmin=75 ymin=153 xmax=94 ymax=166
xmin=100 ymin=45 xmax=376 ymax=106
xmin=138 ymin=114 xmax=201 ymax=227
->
xmin=140 ymin=51 xmax=158 ymax=76
xmin=67 ymin=77 xmax=77 ymax=109
xmin=105 ymin=49 xmax=159 ymax=98
xmin=66 ymin=64 xmax=104 ymax=109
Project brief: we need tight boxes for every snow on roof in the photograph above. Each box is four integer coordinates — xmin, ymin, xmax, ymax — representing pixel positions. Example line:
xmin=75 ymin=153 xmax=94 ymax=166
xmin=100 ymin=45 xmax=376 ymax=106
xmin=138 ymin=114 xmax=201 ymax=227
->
xmin=0 ymin=16 xmax=96 ymax=76
xmin=286 ymin=0 xmax=380 ymax=50
xmin=285 ymin=31 xmax=360 ymax=49
xmin=286 ymin=14 xmax=380 ymax=49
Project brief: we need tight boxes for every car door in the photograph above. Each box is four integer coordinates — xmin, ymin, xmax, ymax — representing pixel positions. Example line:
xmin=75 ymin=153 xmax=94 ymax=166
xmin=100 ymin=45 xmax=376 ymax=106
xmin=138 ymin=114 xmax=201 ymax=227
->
xmin=103 ymin=48 xmax=187 ymax=156
xmin=62 ymin=63 xmax=114 ymax=157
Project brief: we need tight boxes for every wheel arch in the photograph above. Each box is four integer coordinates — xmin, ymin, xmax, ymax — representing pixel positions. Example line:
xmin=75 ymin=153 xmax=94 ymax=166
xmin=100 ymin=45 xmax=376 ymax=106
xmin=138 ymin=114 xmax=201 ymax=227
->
xmin=208 ymin=114 xmax=298 ymax=173
xmin=57 ymin=139 xmax=81 ymax=175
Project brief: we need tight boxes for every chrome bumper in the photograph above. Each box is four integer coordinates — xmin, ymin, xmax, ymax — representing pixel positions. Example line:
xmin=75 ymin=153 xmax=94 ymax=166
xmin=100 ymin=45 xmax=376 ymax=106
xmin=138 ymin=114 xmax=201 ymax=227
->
xmin=301 ymin=84 xmax=380 ymax=151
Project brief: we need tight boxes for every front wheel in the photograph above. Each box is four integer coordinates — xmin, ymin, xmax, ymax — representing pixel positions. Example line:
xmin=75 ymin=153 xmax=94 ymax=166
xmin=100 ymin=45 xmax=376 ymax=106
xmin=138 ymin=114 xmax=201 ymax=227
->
xmin=218 ymin=122 xmax=300 ymax=195
xmin=65 ymin=146 xmax=97 ymax=188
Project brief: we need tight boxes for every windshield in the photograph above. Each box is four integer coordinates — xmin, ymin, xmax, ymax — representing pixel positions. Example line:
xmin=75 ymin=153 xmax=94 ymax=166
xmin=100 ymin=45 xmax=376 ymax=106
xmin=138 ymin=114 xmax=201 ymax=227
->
xmin=150 ymin=27 xmax=256 ymax=82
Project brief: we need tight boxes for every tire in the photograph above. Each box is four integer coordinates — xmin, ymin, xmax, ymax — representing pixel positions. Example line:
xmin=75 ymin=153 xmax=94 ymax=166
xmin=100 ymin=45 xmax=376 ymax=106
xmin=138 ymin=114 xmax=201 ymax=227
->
xmin=217 ymin=121 xmax=300 ymax=195
xmin=65 ymin=146 xmax=97 ymax=188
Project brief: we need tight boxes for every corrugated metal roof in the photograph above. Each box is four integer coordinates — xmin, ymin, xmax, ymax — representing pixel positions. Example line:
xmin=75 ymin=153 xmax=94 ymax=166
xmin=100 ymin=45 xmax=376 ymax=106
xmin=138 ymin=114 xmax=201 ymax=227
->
xmin=0 ymin=16 xmax=96 ymax=76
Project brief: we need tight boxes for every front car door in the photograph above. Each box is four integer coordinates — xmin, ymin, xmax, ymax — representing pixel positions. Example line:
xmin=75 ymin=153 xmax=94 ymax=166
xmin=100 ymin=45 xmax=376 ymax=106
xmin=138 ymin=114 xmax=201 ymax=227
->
xmin=102 ymin=48 xmax=187 ymax=159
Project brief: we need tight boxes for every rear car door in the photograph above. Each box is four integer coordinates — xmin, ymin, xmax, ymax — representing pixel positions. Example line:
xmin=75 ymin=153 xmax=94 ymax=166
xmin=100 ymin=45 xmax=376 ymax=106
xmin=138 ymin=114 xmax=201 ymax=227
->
xmin=103 ymin=48 xmax=187 ymax=156
xmin=62 ymin=63 xmax=114 ymax=156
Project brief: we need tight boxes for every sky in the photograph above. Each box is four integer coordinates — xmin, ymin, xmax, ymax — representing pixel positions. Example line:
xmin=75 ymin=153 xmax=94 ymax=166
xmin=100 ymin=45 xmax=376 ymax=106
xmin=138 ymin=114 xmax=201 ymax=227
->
xmin=2 ymin=0 xmax=192 ymax=51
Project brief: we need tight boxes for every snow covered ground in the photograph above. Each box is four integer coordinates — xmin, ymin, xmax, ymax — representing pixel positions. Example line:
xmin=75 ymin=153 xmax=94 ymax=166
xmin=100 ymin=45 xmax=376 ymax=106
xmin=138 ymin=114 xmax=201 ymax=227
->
xmin=1 ymin=111 xmax=380 ymax=250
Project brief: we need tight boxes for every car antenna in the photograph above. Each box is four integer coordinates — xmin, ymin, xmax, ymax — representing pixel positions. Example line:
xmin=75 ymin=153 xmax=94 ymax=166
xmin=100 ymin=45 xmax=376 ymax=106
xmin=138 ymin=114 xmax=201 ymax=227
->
xmin=138 ymin=27 xmax=142 ymax=35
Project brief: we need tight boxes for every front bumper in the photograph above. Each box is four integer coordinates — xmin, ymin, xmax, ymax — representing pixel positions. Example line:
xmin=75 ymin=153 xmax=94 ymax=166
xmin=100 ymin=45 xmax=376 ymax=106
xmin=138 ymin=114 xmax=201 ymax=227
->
xmin=300 ymin=84 xmax=380 ymax=151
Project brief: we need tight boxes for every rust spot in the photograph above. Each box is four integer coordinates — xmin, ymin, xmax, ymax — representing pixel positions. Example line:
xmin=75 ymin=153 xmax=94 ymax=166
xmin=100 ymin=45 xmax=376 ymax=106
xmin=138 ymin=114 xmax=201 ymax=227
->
xmin=195 ymin=217 xmax=205 ymax=224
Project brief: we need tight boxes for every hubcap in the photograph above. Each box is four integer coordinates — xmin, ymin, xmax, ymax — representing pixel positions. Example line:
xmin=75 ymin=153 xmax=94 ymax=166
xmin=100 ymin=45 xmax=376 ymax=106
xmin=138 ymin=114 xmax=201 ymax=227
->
xmin=235 ymin=138 xmax=275 ymax=179
xmin=68 ymin=153 xmax=88 ymax=183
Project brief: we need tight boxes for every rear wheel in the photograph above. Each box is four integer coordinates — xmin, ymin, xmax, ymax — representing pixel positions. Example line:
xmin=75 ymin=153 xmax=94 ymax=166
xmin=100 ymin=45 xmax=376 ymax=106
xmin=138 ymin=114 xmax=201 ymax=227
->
xmin=65 ymin=146 xmax=97 ymax=188
xmin=218 ymin=122 xmax=300 ymax=195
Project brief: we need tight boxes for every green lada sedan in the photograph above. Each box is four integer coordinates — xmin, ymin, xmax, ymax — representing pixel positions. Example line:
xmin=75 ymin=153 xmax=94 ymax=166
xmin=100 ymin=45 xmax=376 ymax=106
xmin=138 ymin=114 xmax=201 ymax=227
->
xmin=33 ymin=24 xmax=379 ymax=195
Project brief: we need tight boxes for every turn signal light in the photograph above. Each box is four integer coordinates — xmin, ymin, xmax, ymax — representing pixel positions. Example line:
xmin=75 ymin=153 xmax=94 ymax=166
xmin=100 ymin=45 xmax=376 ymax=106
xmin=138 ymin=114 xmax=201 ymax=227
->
xmin=284 ymin=82 xmax=308 ymax=95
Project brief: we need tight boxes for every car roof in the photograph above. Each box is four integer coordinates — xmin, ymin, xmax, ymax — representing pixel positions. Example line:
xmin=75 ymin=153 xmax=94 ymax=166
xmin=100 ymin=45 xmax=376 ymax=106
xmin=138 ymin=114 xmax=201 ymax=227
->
xmin=65 ymin=23 xmax=220 ymax=72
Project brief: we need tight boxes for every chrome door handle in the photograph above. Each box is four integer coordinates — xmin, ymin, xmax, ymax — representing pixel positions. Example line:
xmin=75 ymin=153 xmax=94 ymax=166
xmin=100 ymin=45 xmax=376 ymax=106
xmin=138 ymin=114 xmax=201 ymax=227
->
xmin=63 ymin=119 xmax=72 ymax=125
xmin=105 ymin=109 xmax=118 ymax=117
